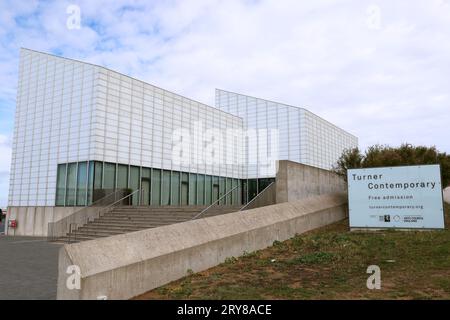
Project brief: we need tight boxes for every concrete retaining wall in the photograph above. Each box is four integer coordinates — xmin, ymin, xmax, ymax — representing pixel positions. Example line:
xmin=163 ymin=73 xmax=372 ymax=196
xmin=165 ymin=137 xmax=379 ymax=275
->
xmin=5 ymin=207 xmax=79 ymax=237
xmin=57 ymin=193 xmax=348 ymax=300
xmin=276 ymin=161 xmax=346 ymax=203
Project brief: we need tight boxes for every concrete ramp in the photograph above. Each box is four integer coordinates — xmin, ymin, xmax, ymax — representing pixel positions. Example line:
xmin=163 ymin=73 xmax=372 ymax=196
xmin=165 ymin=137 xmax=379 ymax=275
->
xmin=57 ymin=193 xmax=348 ymax=300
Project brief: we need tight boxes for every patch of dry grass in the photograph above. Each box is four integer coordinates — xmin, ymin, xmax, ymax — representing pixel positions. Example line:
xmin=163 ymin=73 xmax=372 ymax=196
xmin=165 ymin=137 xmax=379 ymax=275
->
xmin=135 ymin=203 xmax=450 ymax=300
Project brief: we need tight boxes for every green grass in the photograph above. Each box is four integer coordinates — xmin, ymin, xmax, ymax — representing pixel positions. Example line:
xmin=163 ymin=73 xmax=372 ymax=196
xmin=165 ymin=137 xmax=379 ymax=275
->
xmin=135 ymin=203 xmax=450 ymax=300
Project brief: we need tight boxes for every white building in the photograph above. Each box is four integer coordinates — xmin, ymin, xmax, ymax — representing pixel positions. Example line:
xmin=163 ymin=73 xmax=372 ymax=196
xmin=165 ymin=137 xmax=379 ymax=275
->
xmin=6 ymin=48 xmax=357 ymax=236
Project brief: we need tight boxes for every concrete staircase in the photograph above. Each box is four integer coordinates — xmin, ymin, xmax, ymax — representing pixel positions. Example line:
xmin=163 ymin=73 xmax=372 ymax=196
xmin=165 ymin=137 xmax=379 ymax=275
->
xmin=53 ymin=205 xmax=242 ymax=243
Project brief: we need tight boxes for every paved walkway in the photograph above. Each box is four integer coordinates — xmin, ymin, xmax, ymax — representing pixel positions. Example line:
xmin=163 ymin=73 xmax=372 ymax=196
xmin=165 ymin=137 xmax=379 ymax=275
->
xmin=0 ymin=236 xmax=62 ymax=300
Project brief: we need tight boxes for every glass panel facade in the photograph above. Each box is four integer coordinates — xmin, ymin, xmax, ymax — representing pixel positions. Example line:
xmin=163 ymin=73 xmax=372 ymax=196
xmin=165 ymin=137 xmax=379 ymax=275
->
xmin=55 ymin=164 xmax=66 ymax=206
xmin=93 ymin=161 xmax=103 ymax=202
xmin=65 ymin=163 xmax=77 ymax=206
xmin=248 ymin=179 xmax=258 ymax=201
xmin=205 ymin=175 xmax=212 ymax=205
xmin=162 ymin=170 xmax=171 ymax=206
xmin=212 ymin=176 xmax=219 ymax=203
xmin=151 ymin=169 xmax=161 ymax=206
xmin=219 ymin=177 xmax=225 ymax=205
xmin=103 ymin=163 xmax=116 ymax=191
xmin=55 ymin=161 xmax=274 ymax=207
xmin=76 ymin=162 xmax=88 ymax=206
xmin=181 ymin=172 xmax=189 ymax=206
xmin=189 ymin=173 xmax=197 ymax=205
xmin=226 ymin=178 xmax=231 ymax=205
xmin=117 ymin=164 xmax=128 ymax=190
xmin=130 ymin=166 xmax=140 ymax=205
xmin=141 ymin=168 xmax=151 ymax=206
xmin=171 ymin=171 xmax=180 ymax=205
xmin=87 ymin=162 xmax=94 ymax=205
xmin=197 ymin=174 xmax=205 ymax=205
xmin=232 ymin=179 xmax=239 ymax=205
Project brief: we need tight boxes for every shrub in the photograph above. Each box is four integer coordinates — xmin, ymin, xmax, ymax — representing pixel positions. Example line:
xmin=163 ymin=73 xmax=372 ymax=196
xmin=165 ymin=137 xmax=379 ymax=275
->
xmin=333 ymin=144 xmax=450 ymax=188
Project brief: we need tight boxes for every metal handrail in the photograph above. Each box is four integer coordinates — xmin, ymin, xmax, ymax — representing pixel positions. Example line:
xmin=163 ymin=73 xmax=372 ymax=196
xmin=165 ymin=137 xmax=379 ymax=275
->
xmin=65 ymin=189 xmax=140 ymax=243
xmin=48 ymin=189 xmax=141 ymax=242
xmin=240 ymin=182 xmax=275 ymax=211
xmin=48 ymin=189 xmax=126 ymax=241
xmin=191 ymin=185 xmax=240 ymax=220
xmin=97 ymin=189 xmax=141 ymax=217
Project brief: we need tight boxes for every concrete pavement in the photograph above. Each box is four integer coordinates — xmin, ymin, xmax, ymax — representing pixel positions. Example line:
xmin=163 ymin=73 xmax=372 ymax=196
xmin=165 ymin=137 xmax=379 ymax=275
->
xmin=444 ymin=187 xmax=450 ymax=204
xmin=0 ymin=236 xmax=61 ymax=300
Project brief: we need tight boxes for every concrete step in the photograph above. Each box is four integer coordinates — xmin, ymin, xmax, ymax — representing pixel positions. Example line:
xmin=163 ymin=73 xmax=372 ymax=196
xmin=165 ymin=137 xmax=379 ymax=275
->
xmin=97 ymin=216 xmax=196 ymax=223
xmin=80 ymin=222 xmax=164 ymax=229
xmin=111 ymin=207 xmax=205 ymax=212
xmin=103 ymin=213 xmax=197 ymax=219
xmin=77 ymin=225 xmax=145 ymax=232
xmin=71 ymin=229 xmax=127 ymax=237
xmin=55 ymin=205 xmax=244 ymax=243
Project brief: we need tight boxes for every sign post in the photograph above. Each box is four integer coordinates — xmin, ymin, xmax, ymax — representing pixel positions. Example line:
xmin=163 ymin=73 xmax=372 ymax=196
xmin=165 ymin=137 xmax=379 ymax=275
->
xmin=347 ymin=165 xmax=445 ymax=230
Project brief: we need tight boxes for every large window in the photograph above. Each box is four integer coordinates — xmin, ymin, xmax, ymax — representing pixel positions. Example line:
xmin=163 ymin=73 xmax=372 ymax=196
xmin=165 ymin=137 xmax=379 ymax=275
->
xmin=219 ymin=177 xmax=225 ymax=205
xmin=162 ymin=170 xmax=171 ymax=206
xmin=248 ymin=179 xmax=258 ymax=201
xmin=141 ymin=168 xmax=151 ymax=206
xmin=205 ymin=175 xmax=212 ymax=205
xmin=151 ymin=169 xmax=161 ymax=206
xmin=189 ymin=173 xmax=197 ymax=205
xmin=55 ymin=161 xmax=260 ymax=207
xmin=87 ymin=162 xmax=94 ymax=205
xmin=117 ymin=164 xmax=128 ymax=190
xmin=93 ymin=162 xmax=103 ymax=202
xmin=171 ymin=171 xmax=180 ymax=206
xmin=65 ymin=163 xmax=77 ymax=206
xmin=56 ymin=164 xmax=67 ymax=206
xmin=130 ymin=166 xmax=140 ymax=205
xmin=76 ymin=162 xmax=88 ymax=206
xmin=197 ymin=174 xmax=205 ymax=205
xmin=103 ymin=163 xmax=116 ymax=191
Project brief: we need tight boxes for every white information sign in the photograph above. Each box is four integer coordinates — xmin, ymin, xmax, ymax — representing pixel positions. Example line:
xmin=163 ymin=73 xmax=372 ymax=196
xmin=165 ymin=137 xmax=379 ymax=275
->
xmin=348 ymin=165 xmax=445 ymax=229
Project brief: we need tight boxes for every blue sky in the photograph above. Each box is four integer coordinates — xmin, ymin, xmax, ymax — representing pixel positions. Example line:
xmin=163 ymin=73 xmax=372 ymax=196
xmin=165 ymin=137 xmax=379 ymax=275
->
xmin=1 ymin=0 xmax=450 ymax=207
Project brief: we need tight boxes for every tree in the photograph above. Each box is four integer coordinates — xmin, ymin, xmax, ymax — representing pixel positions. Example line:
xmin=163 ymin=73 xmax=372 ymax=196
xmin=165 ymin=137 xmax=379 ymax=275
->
xmin=333 ymin=144 xmax=450 ymax=188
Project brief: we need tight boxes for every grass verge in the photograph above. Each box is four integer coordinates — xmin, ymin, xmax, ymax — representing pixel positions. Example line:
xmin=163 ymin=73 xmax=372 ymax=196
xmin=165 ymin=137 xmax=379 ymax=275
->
xmin=135 ymin=203 xmax=450 ymax=300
